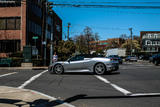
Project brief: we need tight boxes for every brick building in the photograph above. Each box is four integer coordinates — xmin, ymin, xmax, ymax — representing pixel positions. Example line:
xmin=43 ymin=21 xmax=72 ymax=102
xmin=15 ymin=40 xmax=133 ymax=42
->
xmin=140 ymin=31 xmax=160 ymax=54
xmin=0 ymin=0 xmax=62 ymax=59
xmin=90 ymin=38 xmax=124 ymax=51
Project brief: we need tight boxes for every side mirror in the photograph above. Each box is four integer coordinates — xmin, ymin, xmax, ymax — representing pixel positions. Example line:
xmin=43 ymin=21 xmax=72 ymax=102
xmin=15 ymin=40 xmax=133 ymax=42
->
xmin=67 ymin=59 xmax=70 ymax=63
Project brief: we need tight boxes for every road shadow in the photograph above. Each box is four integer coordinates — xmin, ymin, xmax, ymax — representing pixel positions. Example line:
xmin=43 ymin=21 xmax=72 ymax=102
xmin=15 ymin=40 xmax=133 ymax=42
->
xmin=0 ymin=98 xmax=66 ymax=107
xmin=52 ymin=72 xmax=120 ymax=75
xmin=64 ymin=94 xmax=160 ymax=103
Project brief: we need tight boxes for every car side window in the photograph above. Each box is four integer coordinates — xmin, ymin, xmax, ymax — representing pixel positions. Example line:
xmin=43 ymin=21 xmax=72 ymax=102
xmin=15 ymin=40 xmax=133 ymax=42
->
xmin=70 ymin=56 xmax=84 ymax=61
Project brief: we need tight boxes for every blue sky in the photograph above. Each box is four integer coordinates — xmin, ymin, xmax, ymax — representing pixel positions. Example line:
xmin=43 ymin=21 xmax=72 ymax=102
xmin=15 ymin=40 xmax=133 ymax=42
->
xmin=49 ymin=0 xmax=160 ymax=40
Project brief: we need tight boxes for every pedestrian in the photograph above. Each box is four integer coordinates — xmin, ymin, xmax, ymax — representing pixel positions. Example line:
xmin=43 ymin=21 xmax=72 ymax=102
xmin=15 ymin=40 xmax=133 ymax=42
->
xmin=53 ymin=52 xmax=58 ymax=63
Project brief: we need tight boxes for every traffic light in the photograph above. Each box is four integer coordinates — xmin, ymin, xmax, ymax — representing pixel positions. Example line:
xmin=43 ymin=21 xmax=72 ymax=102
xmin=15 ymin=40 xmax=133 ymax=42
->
xmin=47 ymin=2 xmax=54 ymax=14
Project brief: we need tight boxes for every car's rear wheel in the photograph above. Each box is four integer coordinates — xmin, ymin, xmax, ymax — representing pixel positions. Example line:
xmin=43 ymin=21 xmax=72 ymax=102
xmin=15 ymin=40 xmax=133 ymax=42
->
xmin=94 ymin=63 xmax=106 ymax=75
xmin=54 ymin=64 xmax=64 ymax=74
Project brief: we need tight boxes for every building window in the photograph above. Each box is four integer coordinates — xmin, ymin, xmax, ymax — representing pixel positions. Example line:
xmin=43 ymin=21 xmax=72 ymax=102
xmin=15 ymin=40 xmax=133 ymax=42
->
xmin=148 ymin=34 xmax=151 ymax=38
xmin=28 ymin=20 xmax=42 ymax=36
xmin=7 ymin=18 xmax=15 ymax=30
xmin=0 ymin=1 xmax=21 ymax=7
xmin=152 ymin=41 xmax=156 ymax=45
xmin=152 ymin=47 xmax=155 ymax=51
xmin=146 ymin=40 xmax=151 ymax=45
xmin=0 ymin=40 xmax=20 ymax=53
xmin=16 ymin=18 xmax=21 ymax=30
xmin=0 ymin=17 xmax=21 ymax=30
xmin=0 ymin=19 xmax=6 ymax=30
xmin=147 ymin=47 xmax=150 ymax=51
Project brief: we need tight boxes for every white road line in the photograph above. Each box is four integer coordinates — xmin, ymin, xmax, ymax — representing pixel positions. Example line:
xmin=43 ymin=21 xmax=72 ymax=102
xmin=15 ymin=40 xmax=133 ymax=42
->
xmin=18 ymin=70 xmax=48 ymax=89
xmin=95 ymin=75 xmax=111 ymax=84
xmin=95 ymin=75 xmax=132 ymax=96
xmin=131 ymin=93 xmax=160 ymax=96
xmin=30 ymin=89 xmax=75 ymax=107
xmin=0 ymin=72 xmax=17 ymax=78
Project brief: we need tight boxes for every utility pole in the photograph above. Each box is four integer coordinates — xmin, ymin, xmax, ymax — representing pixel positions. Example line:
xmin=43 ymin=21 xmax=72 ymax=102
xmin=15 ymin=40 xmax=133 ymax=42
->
xmin=87 ymin=30 xmax=90 ymax=54
xmin=129 ymin=28 xmax=133 ymax=56
xmin=44 ymin=1 xmax=48 ymax=66
xmin=50 ymin=12 xmax=54 ymax=65
xmin=67 ymin=23 xmax=71 ymax=40
xmin=50 ymin=33 xmax=53 ymax=65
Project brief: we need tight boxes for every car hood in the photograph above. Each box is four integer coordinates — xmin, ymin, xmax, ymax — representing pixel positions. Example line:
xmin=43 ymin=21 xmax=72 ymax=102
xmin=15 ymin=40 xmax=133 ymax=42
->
xmin=50 ymin=61 xmax=65 ymax=66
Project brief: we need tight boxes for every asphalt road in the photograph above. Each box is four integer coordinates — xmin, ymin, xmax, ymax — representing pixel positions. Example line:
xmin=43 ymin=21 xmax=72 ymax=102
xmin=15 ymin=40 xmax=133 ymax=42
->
xmin=0 ymin=62 xmax=160 ymax=107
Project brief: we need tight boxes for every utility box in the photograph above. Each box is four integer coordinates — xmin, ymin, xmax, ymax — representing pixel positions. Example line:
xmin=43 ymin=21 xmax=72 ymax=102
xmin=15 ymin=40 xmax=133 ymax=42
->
xmin=23 ymin=46 xmax=32 ymax=63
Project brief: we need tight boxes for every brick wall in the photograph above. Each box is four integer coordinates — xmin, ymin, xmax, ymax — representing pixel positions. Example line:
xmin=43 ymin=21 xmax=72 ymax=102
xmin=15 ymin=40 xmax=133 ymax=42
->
xmin=0 ymin=30 xmax=20 ymax=40
xmin=0 ymin=7 xmax=21 ymax=17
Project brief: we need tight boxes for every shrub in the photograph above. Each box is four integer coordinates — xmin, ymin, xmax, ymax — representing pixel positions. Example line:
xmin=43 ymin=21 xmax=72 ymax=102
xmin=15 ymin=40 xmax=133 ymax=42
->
xmin=11 ymin=57 xmax=23 ymax=67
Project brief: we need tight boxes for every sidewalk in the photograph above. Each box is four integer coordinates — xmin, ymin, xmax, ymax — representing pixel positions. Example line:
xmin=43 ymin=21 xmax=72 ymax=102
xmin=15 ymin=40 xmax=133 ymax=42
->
xmin=0 ymin=66 xmax=48 ymax=70
xmin=0 ymin=86 xmax=74 ymax=107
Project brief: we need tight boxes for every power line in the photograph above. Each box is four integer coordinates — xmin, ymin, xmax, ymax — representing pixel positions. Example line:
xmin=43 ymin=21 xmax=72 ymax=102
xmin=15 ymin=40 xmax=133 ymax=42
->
xmin=49 ymin=1 xmax=160 ymax=4
xmin=53 ymin=4 xmax=160 ymax=9
xmin=68 ymin=24 xmax=129 ymax=31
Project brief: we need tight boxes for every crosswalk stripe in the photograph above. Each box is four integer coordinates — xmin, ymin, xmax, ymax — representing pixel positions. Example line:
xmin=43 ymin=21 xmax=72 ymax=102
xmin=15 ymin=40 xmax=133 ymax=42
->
xmin=0 ymin=72 xmax=17 ymax=78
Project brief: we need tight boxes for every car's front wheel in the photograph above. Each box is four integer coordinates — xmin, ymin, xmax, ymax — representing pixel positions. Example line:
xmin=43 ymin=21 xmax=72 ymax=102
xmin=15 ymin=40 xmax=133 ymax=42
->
xmin=54 ymin=64 xmax=64 ymax=74
xmin=94 ymin=63 xmax=106 ymax=75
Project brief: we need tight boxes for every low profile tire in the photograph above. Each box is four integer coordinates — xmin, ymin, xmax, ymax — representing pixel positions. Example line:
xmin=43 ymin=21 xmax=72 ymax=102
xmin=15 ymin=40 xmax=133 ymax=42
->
xmin=54 ymin=64 xmax=64 ymax=74
xmin=94 ymin=63 xmax=106 ymax=75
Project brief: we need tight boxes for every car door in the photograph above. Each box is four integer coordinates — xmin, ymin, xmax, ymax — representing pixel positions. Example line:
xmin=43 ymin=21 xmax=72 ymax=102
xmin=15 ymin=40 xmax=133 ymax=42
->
xmin=65 ymin=55 xmax=85 ymax=71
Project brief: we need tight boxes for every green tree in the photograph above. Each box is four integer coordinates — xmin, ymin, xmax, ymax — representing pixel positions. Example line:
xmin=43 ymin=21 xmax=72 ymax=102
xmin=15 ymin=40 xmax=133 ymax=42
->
xmin=83 ymin=26 xmax=94 ymax=54
xmin=74 ymin=34 xmax=88 ymax=54
xmin=121 ymin=39 xmax=141 ymax=55
xmin=54 ymin=40 xmax=76 ymax=61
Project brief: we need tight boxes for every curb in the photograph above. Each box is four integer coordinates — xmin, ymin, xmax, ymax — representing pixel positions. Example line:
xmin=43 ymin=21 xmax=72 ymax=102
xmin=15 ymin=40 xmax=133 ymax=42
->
xmin=0 ymin=67 xmax=48 ymax=70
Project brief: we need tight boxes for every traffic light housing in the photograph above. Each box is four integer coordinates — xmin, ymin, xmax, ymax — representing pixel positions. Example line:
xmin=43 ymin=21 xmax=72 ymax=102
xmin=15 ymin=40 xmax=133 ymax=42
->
xmin=47 ymin=2 xmax=54 ymax=14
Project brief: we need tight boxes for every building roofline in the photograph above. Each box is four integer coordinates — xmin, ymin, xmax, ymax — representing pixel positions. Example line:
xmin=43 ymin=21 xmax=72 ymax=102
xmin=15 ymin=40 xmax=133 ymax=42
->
xmin=140 ymin=31 xmax=160 ymax=33
xmin=0 ymin=1 xmax=16 ymax=3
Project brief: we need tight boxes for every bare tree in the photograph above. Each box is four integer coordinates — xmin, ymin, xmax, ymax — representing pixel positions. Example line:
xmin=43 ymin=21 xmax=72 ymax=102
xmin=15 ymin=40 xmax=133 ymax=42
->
xmin=73 ymin=27 xmax=99 ymax=54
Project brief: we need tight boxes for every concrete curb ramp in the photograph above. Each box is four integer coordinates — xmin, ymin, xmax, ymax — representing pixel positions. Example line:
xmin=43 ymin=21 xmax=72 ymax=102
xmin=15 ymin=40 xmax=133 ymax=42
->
xmin=0 ymin=86 xmax=75 ymax=107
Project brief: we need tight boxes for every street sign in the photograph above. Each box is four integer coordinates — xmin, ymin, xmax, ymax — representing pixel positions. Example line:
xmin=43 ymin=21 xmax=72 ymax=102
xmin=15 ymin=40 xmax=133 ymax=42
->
xmin=32 ymin=36 xmax=38 ymax=39
xmin=42 ymin=41 xmax=46 ymax=45
xmin=32 ymin=46 xmax=38 ymax=55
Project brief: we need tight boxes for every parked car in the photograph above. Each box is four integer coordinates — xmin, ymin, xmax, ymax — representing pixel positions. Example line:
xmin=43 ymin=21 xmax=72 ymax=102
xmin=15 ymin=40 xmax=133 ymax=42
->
xmin=106 ymin=55 xmax=123 ymax=64
xmin=125 ymin=56 xmax=138 ymax=62
xmin=149 ymin=54 xmax=157 ymax=63
xmin=149 ymin=54 xmax=160 ymax=65
xmin=48 ymin=54 xmax=119 ymax=75
xmin=139 ymin=55 xmax=151 ymax=60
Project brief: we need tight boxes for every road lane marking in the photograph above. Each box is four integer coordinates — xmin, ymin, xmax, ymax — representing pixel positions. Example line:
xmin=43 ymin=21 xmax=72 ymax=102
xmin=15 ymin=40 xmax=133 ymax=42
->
xmin=0 ymin=72 xmax=17 ymax=78
xmin=18 ymin=70 xmax=48 ymax=89
xmin=30 ymin=89 xmax=75 ymax=107
xmin=95 ymin=75 xmax=132 ymax=96
xmin=131 ymin=93 xmax=160 ymax=96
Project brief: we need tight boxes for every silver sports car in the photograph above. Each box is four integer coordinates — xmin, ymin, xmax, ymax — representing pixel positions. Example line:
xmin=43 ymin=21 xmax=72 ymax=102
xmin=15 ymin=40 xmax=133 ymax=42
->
xmin=48 ymin=54 xmax=119 ymax=75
